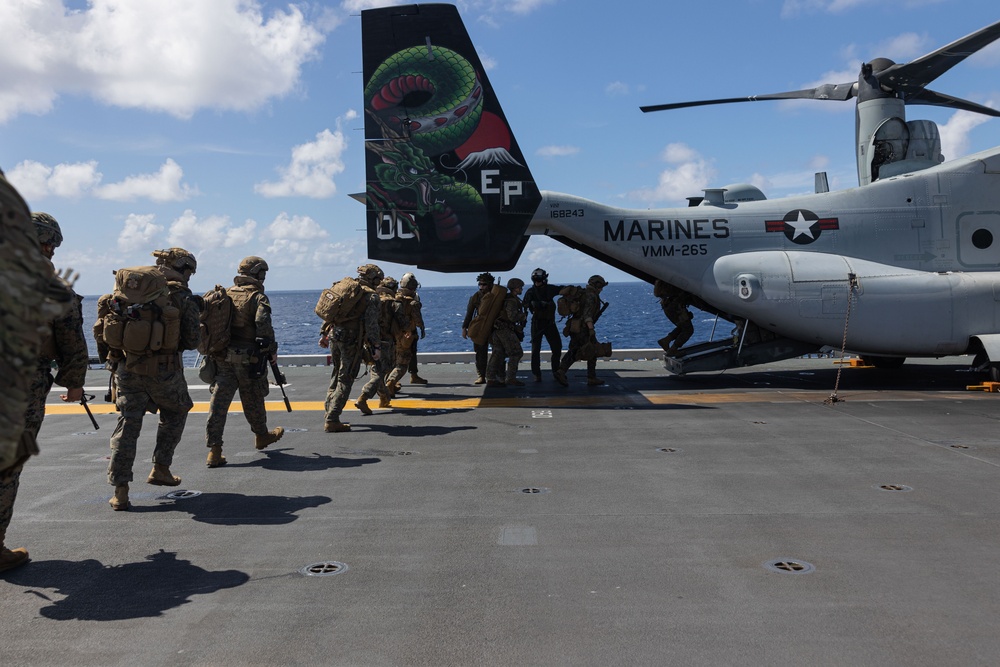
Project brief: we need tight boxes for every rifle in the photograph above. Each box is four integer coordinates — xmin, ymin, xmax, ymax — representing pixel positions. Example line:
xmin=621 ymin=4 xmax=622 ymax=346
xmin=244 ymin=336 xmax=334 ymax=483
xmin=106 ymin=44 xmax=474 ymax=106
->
xmin=269 ymin=358 xmax=292 ymax=413
xmin=81 ymin=393 xmax=99 ymax=430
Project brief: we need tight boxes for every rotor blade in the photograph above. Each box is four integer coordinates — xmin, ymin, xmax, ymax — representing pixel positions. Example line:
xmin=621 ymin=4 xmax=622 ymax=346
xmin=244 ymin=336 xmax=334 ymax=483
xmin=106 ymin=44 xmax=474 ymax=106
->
xmin=640 ymin=82 xmax=855 ymax=113
xmin=878 ymin=19 xmax=1000 ymax=93
xmin=906 ymin=87 xmax=1000 ymax=117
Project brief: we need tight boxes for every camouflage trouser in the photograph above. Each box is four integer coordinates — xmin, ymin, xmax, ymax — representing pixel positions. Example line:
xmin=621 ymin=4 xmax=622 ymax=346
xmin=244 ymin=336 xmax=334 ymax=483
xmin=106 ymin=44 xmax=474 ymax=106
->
xmin=385 ymin=340 xmax=414 ymax=388
xmin=324 ymin=339 xmax=363 ymax=423
xmin=359 ymin=341 xmax=393 ymax=400
xmin=2 ymin=369 xmax=52 ymax=539
xmin=662 ymin=303 xmax=694 ymax=350
xmin=0 ymin=462 xmax=24 ymax=539
xmin=560 ymin=330 xmax=598 ymax=377
xmin=108 ymin=368 xmax=193 ymax=486
xmin=487 ymin=328 xmax=524 ymax=382
xmin=205 ymin=358 xmax=271 ymax=447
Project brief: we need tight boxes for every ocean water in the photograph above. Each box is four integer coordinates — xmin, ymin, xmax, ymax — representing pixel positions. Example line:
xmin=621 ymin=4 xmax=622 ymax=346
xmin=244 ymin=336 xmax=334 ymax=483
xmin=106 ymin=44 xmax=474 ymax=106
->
xmin=80 ymin=282 xmax=728 ymax=357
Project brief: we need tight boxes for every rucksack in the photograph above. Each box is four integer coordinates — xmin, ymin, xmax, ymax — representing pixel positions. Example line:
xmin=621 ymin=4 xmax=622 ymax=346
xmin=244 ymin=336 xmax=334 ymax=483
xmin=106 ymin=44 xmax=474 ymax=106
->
xmin=97 ymin=266 xmax=180 ymax=358
xmin=198 ymin=285 xmax=233 ymax=355
xmin=467 ymin=285 xmax=507 ymax=346
xmin=556 ymin=285 xmax=585 ymax=317
xmin=315 ymin=277 xmax=367 ymax=325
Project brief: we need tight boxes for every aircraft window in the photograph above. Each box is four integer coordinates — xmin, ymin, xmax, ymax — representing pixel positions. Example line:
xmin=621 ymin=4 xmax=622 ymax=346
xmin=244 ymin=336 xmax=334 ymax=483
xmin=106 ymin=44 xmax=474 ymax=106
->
xmin=972 ymin=228 xmax=993 ymax=250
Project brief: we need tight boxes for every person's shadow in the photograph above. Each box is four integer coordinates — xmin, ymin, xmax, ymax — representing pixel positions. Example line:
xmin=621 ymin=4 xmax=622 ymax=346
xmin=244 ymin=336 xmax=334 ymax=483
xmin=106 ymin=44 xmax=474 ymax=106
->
xmin=228 ymin=448 xmax=381 ymax=472
xmin=4 ymin=550 xmax=248 ymax=621
xmin=134 ymin=491 xmax=332 ymax=525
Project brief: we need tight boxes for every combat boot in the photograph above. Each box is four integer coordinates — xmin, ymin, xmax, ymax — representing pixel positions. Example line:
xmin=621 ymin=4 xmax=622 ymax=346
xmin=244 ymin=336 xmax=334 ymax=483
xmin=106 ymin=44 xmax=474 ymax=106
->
xmin=255 ymin=427 xmax=284 ymax=450
xmin=109 ymin=483 xmax=130 ymax=511
xmin=378 ymin=394 xmax=392 ymax=408
xmin=0 ymin=545 xmax=29 ymax=572
xmin=409 ymin=373 xmax=428 ymax=384
xmin=147 ymin=464 xmax=181 ymax=487
xmin=657 ymin=335 xmax=673 ymax=352
xmin=554 ymin=369 xmax=569 ymax=387
xmin=587 ymin=376 xmax=605 ymax=386
xmin=206 ymin=445 xmax=227 ymax=468
xmin=487 ymin=378 xmax=506 ymax=387
xmin=324 ymin=421 xmax=351 ymax=433
xmin=506 ymin=376 xmax=525 ymax=387
xmin=355 ymin=395 xmax=373 ymax=415
xmin=474 ymin=374 xmax=486 ymax=385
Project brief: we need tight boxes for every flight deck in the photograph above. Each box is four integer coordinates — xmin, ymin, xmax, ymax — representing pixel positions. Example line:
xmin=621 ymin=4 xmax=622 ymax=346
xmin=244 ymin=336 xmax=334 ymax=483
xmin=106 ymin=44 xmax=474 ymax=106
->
xmin=4 ymin=355 xmax=1000 ymax=666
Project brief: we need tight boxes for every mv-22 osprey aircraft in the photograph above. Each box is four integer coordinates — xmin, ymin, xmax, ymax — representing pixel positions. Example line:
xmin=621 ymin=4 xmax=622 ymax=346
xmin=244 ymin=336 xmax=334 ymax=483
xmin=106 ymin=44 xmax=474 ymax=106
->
xmin=360 ymin=4 xmax=1000 ymax=377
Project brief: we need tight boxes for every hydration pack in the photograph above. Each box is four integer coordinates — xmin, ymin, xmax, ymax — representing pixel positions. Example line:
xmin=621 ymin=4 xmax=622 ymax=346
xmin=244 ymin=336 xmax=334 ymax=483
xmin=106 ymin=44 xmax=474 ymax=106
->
xmin=198 ymin=285 xmax=233 ymax=355
xmin=96 ymin=266 xmax=180 ymax=359
xmin=315 ymin=277 xmax=367 ymax=325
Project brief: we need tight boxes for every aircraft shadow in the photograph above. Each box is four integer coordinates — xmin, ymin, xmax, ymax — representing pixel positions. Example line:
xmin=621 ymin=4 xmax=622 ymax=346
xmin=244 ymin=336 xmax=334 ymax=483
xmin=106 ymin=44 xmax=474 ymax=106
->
xmin=230 ymin=448 xmax=381 ymax=472
xmin=2 ymin=550 xmax=248 ymax=621
xmin=134 ymin=491 xmax=331 ymax=525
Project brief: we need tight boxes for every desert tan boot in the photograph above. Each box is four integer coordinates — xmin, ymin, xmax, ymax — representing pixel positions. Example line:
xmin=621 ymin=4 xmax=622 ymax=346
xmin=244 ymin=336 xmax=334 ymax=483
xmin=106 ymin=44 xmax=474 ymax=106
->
xmin=255 ymin=427 xmax=284 ymax=450
xmin=409 ymin=373 xmax=428 ymax=384
xmin=109 ymin=483 xmax=130 ymax=511
xmin=355 ymin=396 xmax=373 ymax=415
xmin=0 ymin=545 xmax=29 ymax=572
xmin=324 ymin=421 xmax=351 ymax=433
xmin=206 ymin=445 xmax=227 ymax=468
xmin=147 ymin=464 xmax=181 ymax=486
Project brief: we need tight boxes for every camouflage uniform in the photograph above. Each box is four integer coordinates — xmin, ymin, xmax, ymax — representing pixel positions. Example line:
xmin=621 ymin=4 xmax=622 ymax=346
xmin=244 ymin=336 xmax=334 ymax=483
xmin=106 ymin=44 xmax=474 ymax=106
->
xmin=487 ymin=279 xmax=526 ymax=386
xmin=106 ymin=253 xmax=201 ymax=489
xmin=655 ymin=280 xmax=694 ymax=355
xmin=323 ymin=265 xmax=382 ymax=431
xmin=461 ymin=273 xmax=495 ymax=383
xmin=1 ymin=181 xmax=75 ymax=570
xmin=357 ymin=278 xmax=397 ymax=409
xmin=555 ymin=276 xmax=607 ymax=386
xmin=401 ymin=273 xmax=427 ymax=384
xmin=206 ymin=258 xmax=282 ymax=460
xmin=384 ymin=287 xmax=422 ymax=390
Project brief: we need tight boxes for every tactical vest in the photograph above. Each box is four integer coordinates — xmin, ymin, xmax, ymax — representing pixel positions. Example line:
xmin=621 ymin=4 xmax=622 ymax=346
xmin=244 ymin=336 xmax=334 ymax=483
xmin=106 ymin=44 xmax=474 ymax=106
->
xmin=227 ymin=283 xmax=260 ymax=347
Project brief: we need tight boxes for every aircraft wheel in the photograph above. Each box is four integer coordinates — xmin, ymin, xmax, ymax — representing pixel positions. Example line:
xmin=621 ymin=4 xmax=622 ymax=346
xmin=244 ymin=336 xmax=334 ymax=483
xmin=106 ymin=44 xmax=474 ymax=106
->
xmin=861 ymin=355 xmax=905 ymax=369
xmin=971 ymin=352 xmax=1000 ymax=382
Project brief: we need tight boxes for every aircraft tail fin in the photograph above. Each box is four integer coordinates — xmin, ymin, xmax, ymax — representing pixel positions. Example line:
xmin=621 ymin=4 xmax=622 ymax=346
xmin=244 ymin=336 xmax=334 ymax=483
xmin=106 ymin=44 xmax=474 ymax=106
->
xmin=361 ymin=4 xmax=541 ymax=272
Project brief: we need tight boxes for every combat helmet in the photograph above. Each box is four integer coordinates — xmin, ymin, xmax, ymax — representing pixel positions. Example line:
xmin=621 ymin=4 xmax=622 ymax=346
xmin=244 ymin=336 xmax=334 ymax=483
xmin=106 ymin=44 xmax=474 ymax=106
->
xmin=400 ymin=272 xmax=419 ymax=290
xmin=238 ymin=256 xmax=268 ymax=279
xmin=32 ymin=212 xmax=63 ymax=248
xmin=507 ymin=277 xmax=525 ymax=291
xmin=588 ymin=274 xmax=608 ymax=289
xmin=152 ymin=247 xmax=197 ymax=274
xmin=378 ymin=276 xmax=399 ymax=295
xmin=357 ymin=263 xmax=384 ymax=288
xmin=530 ymin=268 xmax=548 ymax=283
xmin=476 ymin=272 xmax=495 ymax=286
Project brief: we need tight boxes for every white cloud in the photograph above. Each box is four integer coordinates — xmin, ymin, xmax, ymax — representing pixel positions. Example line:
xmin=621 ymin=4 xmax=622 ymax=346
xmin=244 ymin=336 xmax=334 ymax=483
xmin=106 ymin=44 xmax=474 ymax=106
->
xmin=629 ymin=143 xmax=716 ymax=205
xmin=258 ymin=212 xmax=361 ymax=269
xmin=6 ymin=160 xmax=102 ymax=201
xmin=939 ymin=107 xmax=995 ymax=160
xmin=255 ymin=126 xmax=351 ymax=198
xmin=117 ymin=213 xmax=163 ymax=252
xmin=0 ymin=0 xmax=328 ymax=123
xmin=605 ymin=81 xmax=629 ymax=97
xmin=95 ymin=159 xmax=196 ymax=202
xmin=536 ymin=145 xmax=580 ymax=158
xmin=167 ymin=209 xmax=256 ymax=252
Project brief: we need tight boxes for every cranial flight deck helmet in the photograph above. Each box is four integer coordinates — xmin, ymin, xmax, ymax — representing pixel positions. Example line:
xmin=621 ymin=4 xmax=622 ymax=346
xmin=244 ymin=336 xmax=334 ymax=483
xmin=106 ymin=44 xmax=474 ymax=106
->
xmin=530 ymin=268 xmax=548 ymax=283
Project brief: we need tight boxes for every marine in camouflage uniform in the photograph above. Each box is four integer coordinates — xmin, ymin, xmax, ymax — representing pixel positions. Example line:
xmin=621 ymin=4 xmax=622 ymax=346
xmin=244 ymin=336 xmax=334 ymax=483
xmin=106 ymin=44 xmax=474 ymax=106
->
xmin=654 ymin=279 xmax=694 ymax=356
xmin=554 ymin=275 xmax=608 ymax=387
xmin=400 ymin=272 xmax=428 ymax=385
xmin=104 ymin=248 xmax=201 ymax=510
xmin=204 ymin=257 xmax=284 ymax=468
xmin=486 ymin=278 xmax=527 ymax=387
xmin=461 ymin=272 xmax=494 ymax=384
xmin=522 ymin=267 xmax=568 ymax=382
xmin=321 ymin=264 xmax=383 ymax=433
xmin=355 ymin=276 xmax=398 ymax=415
xmin=0 ymin=197 xmax=78 ymax=573
xmin=384 ymin=283 xmax=422 ymax=393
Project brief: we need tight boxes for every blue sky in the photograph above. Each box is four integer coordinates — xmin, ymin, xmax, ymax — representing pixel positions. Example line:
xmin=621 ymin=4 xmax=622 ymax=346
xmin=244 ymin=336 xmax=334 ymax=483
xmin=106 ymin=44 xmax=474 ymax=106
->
xmin=3 ymin=0 xmax=1000 ymax=295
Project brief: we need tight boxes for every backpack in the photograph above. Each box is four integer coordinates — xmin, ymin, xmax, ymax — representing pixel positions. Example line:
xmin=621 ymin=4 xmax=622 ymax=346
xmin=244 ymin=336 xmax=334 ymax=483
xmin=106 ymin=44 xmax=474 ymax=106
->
xmin=315 ymin=277 xmax=367 ymax=325
xmin=198 ymin=285 xmax=233 ymax=355
xmin=97 ymin=266 xmax=180 ymax=358
xmin=467 ymin=285 xmax=507 ymax=346
xmin=556 ymin=285 xmax=585 ymax=317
